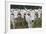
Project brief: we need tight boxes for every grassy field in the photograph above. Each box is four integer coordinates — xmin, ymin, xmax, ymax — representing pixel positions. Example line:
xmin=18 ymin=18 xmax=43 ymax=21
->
xmin=32 ymin=17 xmax=42 ymax=28
xmin=10 ymin=17 xmax=42 ymax=29
xmin=10 ymin=17 xmax=28 ymax=29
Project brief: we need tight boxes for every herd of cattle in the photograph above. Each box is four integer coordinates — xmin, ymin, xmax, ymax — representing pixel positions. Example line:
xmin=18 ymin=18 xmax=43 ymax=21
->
xmin=10 ymin=8 xmax=42 ymax=29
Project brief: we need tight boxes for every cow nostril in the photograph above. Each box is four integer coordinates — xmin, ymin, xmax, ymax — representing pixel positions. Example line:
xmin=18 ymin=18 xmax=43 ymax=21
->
xmin=11 ymin=13 xmax=14 ymax=15
xmin=32 ymin=20 xmax=34 ymax=22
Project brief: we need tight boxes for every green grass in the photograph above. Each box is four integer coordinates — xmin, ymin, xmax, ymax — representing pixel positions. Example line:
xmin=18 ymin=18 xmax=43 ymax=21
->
xmin=10 ymin=17 xmax=28 ymax=29
xmin=10 ymin=17 xmax=42 ymax=29
xmin=32 ymin=18 xmax=42 ymax=28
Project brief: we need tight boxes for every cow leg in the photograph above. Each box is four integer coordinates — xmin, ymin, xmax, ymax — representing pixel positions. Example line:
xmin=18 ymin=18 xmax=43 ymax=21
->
xmin=12 ymin=20 xmax=15 ymax=29
xmin=27 ymin=20 xmax=32 ymax=28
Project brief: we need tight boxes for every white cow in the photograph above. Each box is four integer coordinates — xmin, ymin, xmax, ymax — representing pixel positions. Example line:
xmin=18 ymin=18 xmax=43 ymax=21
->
xmin=20 ymin=9 xmax=26 ymax=18
xmin=10 ymin=9 xmax=15 ymax=29
xmin=30 ymin=10 xmax=36 ymax=20
xmin=35 ymin=9 xmax=42 ymax=18
xmin=25 ymin=9 xmax=31 ymax=28
xmin=38 ymin=9 xmax=42 ymax=18
xmin=25 ymin=14 xmax=32 ymax=28
xmin=10 ymin=9 xmax=19 ymax=29
xmin=25 ymin=9 xmax=36 ymax=28
xmin=14 ymin=10 xmax=18 ymax=19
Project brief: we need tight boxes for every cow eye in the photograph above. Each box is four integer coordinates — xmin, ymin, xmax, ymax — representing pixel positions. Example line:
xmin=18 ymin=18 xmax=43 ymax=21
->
xmin=11 ymin=13 xmax=14 ymax=15
xmin=27 ymin=13 xmax=30 ymax=16
xmin=24 ymin=14 xmax=26 ymax=15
